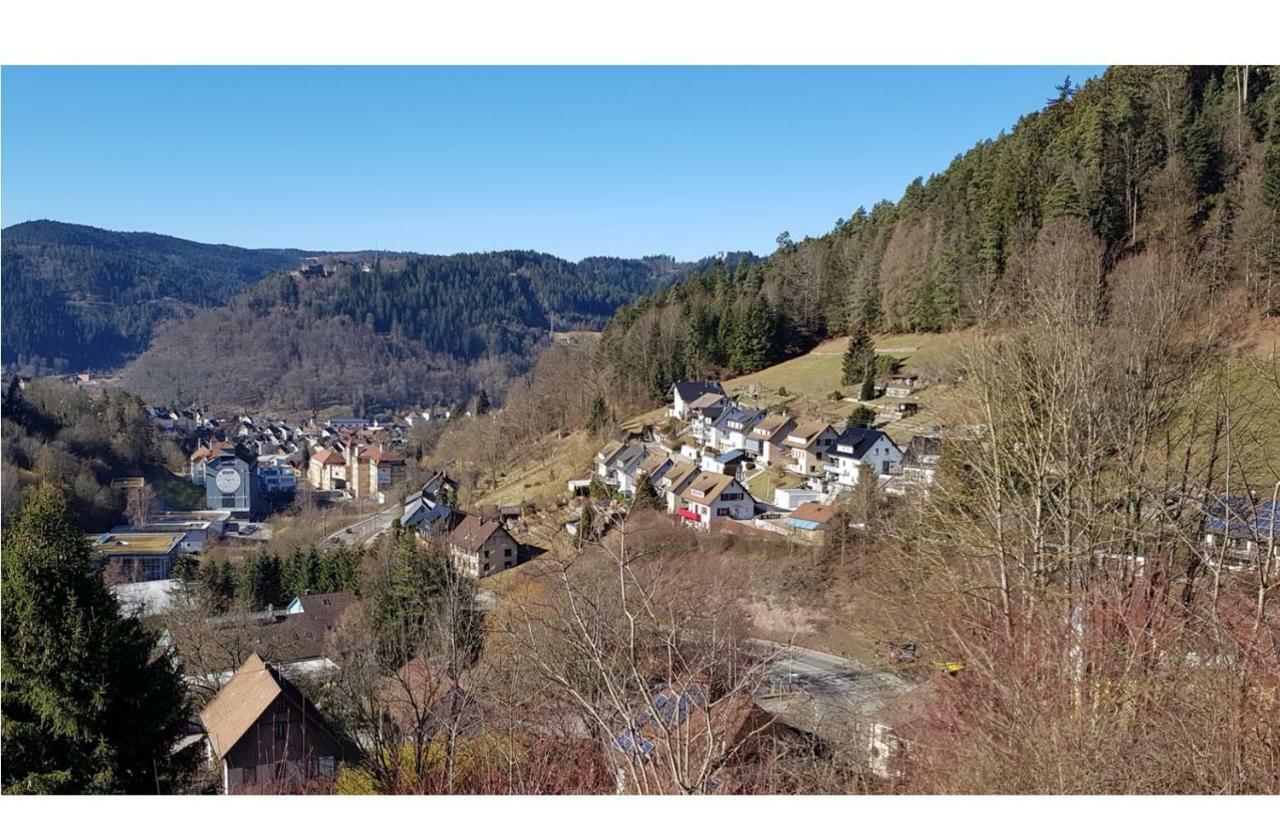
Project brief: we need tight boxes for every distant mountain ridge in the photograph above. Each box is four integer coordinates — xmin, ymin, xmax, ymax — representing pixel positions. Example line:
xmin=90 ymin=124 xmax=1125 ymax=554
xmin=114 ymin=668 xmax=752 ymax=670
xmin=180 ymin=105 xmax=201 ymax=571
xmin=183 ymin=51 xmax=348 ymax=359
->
xmin=0 ymin=222 xmax=706 ymax=410
xmin=118 ymin=248 xmax=696 ymax=413
xmin=2 ymin=220 xmax=315 ymax=371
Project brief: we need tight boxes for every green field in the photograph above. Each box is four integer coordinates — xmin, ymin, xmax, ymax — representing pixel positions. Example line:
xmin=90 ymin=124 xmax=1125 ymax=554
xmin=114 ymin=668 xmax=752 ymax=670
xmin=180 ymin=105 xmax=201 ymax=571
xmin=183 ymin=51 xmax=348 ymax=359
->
xmin=719 ymin=331 xmax=975 ymax=440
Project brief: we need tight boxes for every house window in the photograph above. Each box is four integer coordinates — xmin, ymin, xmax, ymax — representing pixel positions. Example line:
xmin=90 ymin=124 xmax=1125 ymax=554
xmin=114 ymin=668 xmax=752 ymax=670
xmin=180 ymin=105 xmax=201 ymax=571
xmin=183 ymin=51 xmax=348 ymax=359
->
xmin=483 ymin=563 xmax=490 ymax=573
xmin=716 ymin=507 xmax=729 ymax=517
xmin=275 ymin=720 xmax=287 ymax=740
xmin=483 ymin=549 xmax=490 ymax=559
xmin=504 ymin=547 xmax=512 ymax=557
xmin=222 ymin=493 xmax=236 ymax=507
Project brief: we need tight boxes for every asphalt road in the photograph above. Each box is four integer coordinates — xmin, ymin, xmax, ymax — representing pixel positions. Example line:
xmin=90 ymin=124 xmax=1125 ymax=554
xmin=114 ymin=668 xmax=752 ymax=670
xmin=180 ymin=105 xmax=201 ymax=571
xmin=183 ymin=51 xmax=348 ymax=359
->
xmin=325 ymin=505 xmax=401 ymax=546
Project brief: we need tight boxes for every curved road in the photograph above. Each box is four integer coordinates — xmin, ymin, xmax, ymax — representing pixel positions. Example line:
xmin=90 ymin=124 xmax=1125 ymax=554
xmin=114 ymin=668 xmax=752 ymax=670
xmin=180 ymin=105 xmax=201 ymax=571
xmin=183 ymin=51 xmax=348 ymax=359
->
xmin=324 ymin=505 xmax=401 ymax=546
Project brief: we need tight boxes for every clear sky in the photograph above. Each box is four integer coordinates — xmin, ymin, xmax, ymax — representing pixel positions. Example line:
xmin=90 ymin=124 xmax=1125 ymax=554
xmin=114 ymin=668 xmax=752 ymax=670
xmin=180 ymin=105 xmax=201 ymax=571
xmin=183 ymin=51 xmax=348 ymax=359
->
xmin=2 ymin=66 xmax=1103 ymax=261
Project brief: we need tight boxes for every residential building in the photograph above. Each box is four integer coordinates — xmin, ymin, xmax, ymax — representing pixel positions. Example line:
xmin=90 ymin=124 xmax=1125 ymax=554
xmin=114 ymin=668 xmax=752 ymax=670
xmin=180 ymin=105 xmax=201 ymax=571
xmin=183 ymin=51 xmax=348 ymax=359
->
xmin=677 ymin=472 xmax=755 ymax=530
xmin=748 ymin=414 xmax=796 ymax=467
xmin=308 ymin=447 xmax=347 ymax=491
xmin=899 ymin=435 xmax=943 ymax=490
xmin=448 ymin=514 xmax=520 ymax=578
xmin=657 ymin=461 xmax=701 ymax=514
xmin=688 ymin=393 xmax=732 ymax=444
xmin=781 ymin=422 xmax=838 ymax=476
xmin=200 ymin=654 xmax=347 ymax=794
xmin=709 ymin=406 xmax=764 ymax=453
xmin=827 ymin=427 xmax=903 ymax=488
xmin=609 ymin=444 xmax=650 ymax=496
xmin=668 ymin=380 xmax=727 ymax=421
xmin=1202 ymin=498 xmax=1280 ymax=568
xmin=594 ymin=441 xmax=625 ymax=483
xmin=347 ymin=444 xmax=406 ymax=501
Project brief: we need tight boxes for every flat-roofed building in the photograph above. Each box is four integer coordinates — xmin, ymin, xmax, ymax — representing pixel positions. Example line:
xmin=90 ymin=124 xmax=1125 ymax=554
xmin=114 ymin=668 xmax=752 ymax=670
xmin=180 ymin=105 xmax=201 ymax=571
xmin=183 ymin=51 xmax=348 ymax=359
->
xmin=88 ymin=532 xmax=183 ymax=582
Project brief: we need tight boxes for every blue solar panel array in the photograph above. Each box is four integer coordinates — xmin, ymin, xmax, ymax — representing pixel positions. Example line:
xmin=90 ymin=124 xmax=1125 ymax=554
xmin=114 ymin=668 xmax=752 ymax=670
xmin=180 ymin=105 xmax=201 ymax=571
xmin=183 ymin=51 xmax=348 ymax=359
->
xmin=1205 ymin=498 xmax=1278 ymax=539
xmin=612 ymin=684 xmax=709 ymax=757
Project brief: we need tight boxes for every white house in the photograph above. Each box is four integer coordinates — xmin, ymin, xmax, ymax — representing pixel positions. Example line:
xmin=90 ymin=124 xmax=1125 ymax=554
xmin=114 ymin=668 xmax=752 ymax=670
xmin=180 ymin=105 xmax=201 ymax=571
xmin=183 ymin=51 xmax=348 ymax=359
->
xmin=676 ymin=472 xmax=754 ymax=531
xmin=668 ymin=380 xmax=727 ymax=421
xmin=827 ymin=427 xmax=903 ymax=488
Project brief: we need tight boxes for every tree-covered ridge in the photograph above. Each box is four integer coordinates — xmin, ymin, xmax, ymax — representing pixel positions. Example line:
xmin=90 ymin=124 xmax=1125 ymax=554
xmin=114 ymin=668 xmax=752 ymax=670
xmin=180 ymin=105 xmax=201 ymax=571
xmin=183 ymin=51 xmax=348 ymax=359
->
xmin=1 ymin=220 xmax=312 ymax=373
xmin=120 ymin=250 xmax=691 ymax=413
xmin=599 ymin=66 xmax=1280 ymax=408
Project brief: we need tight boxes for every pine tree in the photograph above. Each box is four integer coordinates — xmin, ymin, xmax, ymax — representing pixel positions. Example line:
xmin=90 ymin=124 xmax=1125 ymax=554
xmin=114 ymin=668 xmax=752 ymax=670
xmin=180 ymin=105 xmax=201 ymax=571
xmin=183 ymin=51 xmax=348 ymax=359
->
xmin=842 ymin=319 xmax=875 ymax=387
xmin=586 ymin=395 xmax=610 ymax=438
xmin=1 ymin=484 xmax=195 ymax=793
xmin=632 ymin=475 xmax=662 ymax=510
xmin=860 ymin=367 xmax=877 ymax=402
xmin=474 ymin=388 xmax=491 ymax=416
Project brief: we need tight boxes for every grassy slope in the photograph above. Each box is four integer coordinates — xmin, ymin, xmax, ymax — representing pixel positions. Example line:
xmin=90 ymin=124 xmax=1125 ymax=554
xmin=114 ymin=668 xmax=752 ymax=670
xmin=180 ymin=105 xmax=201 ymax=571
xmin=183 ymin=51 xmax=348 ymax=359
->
xmin=476 ymin=332 xmax=974 ymax=512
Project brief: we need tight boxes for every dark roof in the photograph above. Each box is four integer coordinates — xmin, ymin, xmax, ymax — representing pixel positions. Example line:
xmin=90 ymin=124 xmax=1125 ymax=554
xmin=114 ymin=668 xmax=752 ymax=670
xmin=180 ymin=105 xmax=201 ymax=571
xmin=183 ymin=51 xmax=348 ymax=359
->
xmin=671 ymin=380 xmax=726 ymax=403
xmin=833 ymin=426 xmax=892 ymax=459
xmin=256 ymin=593 xmax=359 ymax=663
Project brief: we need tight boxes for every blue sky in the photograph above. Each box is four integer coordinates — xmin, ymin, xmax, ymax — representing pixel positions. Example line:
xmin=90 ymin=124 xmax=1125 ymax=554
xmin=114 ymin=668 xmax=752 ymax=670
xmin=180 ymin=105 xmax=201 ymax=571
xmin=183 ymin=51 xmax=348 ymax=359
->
xmin=2 ymin=66 xmax=1103 ymax=260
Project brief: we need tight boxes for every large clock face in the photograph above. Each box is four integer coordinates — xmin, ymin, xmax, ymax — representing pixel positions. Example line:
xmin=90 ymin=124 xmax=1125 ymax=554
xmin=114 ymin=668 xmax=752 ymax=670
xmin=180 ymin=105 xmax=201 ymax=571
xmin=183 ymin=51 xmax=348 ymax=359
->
xmin=214 ymin=467 xmax=242 ymax=493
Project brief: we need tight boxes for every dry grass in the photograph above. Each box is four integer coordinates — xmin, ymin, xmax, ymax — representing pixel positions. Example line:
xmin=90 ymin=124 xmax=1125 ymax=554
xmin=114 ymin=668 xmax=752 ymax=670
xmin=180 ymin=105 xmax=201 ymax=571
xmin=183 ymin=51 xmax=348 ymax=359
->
xmin=476 ymin=431 xmax=597 ymax=509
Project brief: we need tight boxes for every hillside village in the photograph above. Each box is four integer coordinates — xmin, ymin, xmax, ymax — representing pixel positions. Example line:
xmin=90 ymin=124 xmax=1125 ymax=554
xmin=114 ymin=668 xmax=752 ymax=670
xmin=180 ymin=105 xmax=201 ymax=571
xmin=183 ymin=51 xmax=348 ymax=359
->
xmin=586 ymin=377 xmax=940 ymax=540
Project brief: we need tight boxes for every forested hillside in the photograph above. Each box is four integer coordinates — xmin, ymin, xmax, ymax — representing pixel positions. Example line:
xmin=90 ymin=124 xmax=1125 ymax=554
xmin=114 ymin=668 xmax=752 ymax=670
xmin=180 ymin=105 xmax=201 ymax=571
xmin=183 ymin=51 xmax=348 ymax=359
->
xmin=121 ymin=251 xmax=689 ymax=413
xmin=599 ymin=66 xmax=1280 ymax=408
xmin=1 ymin=221 xmax=312 ymax=372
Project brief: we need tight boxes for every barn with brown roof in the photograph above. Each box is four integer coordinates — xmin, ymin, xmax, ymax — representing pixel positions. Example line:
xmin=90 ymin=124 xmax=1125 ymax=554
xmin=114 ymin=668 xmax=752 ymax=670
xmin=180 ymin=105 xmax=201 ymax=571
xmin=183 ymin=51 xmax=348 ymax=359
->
xmin=199 ymin=654 xmax=348 ymax=794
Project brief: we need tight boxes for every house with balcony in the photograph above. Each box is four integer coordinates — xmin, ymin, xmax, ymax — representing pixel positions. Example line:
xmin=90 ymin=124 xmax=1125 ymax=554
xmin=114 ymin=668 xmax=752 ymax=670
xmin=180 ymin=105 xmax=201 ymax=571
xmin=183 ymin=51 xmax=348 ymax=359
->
xmin=899 ymin=435 xmax=943 ymax=490
xmin=676 ymin=472 xmax=755 ymax=531
xmin=827 ymin=427 xmax=903 ymax=489
xmin=748 ymin=414 xmax=796 ymax=467
xmin=781 ymin=422 xmax=838 ymax=477
xmin=709 ymin=406 xmax=764 ymax=454
xmin=657 ymin=460 xmax=701 ymax=514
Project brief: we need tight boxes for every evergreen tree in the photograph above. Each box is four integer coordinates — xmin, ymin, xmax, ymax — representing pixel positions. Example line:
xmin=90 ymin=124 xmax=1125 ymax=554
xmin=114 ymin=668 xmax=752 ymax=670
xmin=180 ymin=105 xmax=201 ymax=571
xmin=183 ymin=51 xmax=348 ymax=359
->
xmin=860 ymin=367 xmax=877 ymax=402
xmin=1 ymin=484 xmax=195 ymax=793
xmin=842 ymin=319 xmax=876 ymax=387
xmin=586 ymin=395 xmax=610 ymax=438
xmin=238 ymin=552 xmax=284 ymax=610
xmin=632 ymin=475 xmax=662 ymax=510
xmin=474 ymin=388 xmax=491 ymax=416
xmin=849 ymin=406 xmax=876 ymax=427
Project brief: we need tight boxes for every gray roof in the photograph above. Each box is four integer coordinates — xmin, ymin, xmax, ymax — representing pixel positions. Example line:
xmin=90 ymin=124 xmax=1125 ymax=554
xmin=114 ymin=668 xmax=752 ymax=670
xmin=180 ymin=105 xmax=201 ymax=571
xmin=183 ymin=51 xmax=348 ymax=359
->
xmin=671 ymin=380 xmax=726 ymax=403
